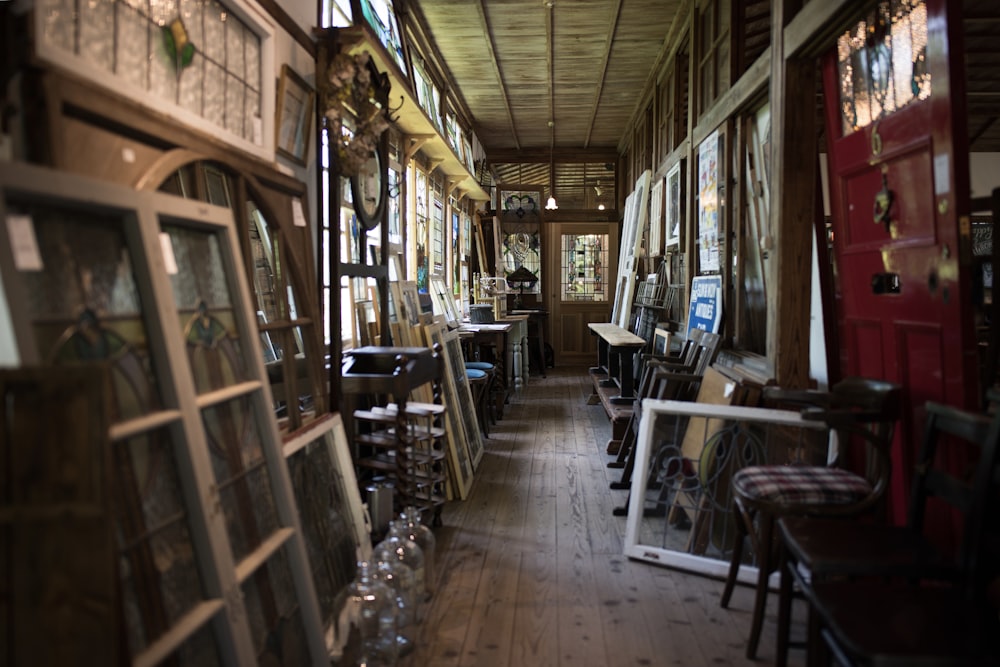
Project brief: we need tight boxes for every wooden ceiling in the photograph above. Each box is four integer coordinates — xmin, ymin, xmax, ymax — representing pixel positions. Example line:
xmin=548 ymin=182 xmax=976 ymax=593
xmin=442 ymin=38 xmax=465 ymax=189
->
xmin=405 ymin=0 xmax=1000 ymax=203
xmin=408 ymin=0 xmax=685 ymax=155
xmin=964 ymin=0 xmax=1000 ymax=152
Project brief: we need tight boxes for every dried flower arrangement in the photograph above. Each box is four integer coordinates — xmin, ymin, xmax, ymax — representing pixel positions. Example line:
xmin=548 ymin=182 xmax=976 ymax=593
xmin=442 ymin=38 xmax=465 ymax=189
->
xmin=322 ymin=51 xmax=390 ymax=177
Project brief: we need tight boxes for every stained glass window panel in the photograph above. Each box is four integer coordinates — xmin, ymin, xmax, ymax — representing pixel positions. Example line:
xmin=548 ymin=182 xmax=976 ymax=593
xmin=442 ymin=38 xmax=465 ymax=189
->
xmin=837 ymin=0 xmax=930 ymax=135
xmin=286 ymin=433 xmax=358 ymax=637
xmin=8 ymin=199 xmax=162 ymax=420
xmin=163 ymin=223 xmax=249 ymax=393
xmin=561 ymin=233 xmax=608 ymax=302
xmin=156 ymin=621 xmax=224 ymax=667
xmin=202 ymin=397 xmax=281 ymax=562
xmin=241 ymin=548 xmax=310 ymax=665
xmin=115 ymin=427 xmax=207 ymax=657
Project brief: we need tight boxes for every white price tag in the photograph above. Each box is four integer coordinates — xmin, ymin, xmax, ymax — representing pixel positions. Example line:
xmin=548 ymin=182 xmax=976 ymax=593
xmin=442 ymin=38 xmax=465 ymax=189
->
xmin=292 ymin=198 xmax=307 ymax=227
xmin=6 ymin=214 xmax=43 ymax=271
xmin=159 ymin=232 xmax=179 ymax=275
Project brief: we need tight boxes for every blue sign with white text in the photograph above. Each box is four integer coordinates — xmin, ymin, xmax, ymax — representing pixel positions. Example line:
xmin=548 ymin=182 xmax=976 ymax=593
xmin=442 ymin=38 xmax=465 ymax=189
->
xmin=687 ymin=275 xmax=722 ymax=335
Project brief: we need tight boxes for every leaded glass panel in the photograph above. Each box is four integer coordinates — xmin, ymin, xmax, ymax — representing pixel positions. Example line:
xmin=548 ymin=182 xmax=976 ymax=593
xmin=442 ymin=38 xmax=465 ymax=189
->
xmin=116 ymin=427 xmax=206 ymax=656
xmin=163 ymin=224 xmax=249 ymax=393
xmin=202 ymin=397 xmax=281 ymax=562
xmin=561 ymin=233 xmax=608 ymax=302
xmin=837 ymin=0 xmax=931 ymax=135
xmin=241 ymin=548 xmax=310 ymax=665
xmin=8 ymin=199 xmax=162 ymax=420
xmin=42 ymin=0 xmax=263 ymax=146
xmin=286 ymin=435 xmax=358 ymax=635
xmin=157 ymin=620 xmax=224 ymax=667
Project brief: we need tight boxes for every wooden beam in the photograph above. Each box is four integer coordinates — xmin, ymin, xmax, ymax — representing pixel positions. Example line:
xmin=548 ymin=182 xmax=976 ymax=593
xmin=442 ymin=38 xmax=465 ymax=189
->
xmin=586 ymin=0 xmax=625 ymax=149
xmin=784 ymin=0 xmax=872 ymax=59
xmin=767 ymin=0 xmax=815 ymax=390
xmin=475 ymin=0 xmax=520 ymax=150
xmin=691 ymin=46 xmax=770 ymax=148
xmin=403 ymin=134 xmax=435 ymax=165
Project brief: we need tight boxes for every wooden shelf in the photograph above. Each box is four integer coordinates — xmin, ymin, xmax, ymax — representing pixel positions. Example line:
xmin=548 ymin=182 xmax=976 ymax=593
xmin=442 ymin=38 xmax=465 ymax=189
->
xmin=328 ymin=26 xmax=489 ymax=202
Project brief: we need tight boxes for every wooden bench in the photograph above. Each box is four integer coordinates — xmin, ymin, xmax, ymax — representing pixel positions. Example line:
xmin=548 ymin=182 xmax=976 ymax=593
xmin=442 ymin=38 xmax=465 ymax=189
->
xmin=588 ymin=322 xmax=646 ymax=402
xmin=587 ymin=322 xmax=648 ymax=452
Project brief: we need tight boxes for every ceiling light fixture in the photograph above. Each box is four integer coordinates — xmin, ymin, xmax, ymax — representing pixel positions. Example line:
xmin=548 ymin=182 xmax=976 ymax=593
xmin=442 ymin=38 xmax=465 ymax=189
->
xmin=545 ymin=120 xmax=558 ymax=210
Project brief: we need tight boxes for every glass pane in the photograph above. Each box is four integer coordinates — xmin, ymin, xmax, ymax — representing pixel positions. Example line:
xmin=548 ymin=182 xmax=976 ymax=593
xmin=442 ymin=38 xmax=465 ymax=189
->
xmin=163 ymin=223 xmax=249 ymax=394
xmin=80 ymin=0 xmax=115 ymax=71
xmin=561 ymin=233 xmax=608 ymax=302
xmin=286 ymin=433 xmax=358 ymax=644
xmin=502 ymin=231 xmax=541 ymax=294
xmin=157 ymin=620 xmax=224 ymax=667
xmin=116 ymin=1 xmax=150 ymax=89
xmin=8 ymin=199 xmax=162 ymax=420
xmin=248 ymin=203 xmax=282 ymax=324
xmin=431 ymin=196 xmax=444 ymax=275
xmin=837 ymin=0 xmax=930 ymax=135
xmin=241 ymin=548 xmax=310 ymax=665
xmin=634 ymin=410 xmax=828 ymax=562
xmin=203 ymin=397 xmax=281 ymax=562
xmin=116 ymin=427 xmax=207 ymax=657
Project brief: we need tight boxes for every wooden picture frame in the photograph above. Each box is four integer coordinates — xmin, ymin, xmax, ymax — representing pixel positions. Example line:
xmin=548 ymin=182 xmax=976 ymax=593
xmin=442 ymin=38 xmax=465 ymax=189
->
xmin=429 ymin=275 xmax=460 ymax=327
xmin=388 ymin=280 xmax=412 ymax=347
xmin=422 ymin=317 xmax=476 ymax=499
xmin=276 ymin=65 xmax=315 ymax=165
xmin=652 ymin=327 xmax=671 ymax=356
xmin=401 ymin=280 xmax=422 ymax=327
xmin=666 ymin=159 xmax=685 ymax=247
xmin=649 ymin=175 xmax=665 ymax=258
xmin=612 ymin=169 xmax=652 ymax=328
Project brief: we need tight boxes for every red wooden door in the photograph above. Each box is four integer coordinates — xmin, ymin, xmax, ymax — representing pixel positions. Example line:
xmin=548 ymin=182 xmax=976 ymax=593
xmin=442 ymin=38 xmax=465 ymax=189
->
xmin=823 ymin=0 xmax=977 ymax=522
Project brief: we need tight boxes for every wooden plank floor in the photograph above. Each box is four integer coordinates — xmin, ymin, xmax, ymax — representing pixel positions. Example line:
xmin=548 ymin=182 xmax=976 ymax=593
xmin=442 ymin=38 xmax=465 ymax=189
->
xmin=401 ymin=365 xmax=807 ymax=667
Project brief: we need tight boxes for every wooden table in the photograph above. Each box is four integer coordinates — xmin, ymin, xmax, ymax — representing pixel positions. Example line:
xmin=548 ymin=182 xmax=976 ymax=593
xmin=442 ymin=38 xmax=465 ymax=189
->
xmin=459 ymin=321 xmax=515 ymax=418
xmin=587 ymin=322 xmax=646 ymax=404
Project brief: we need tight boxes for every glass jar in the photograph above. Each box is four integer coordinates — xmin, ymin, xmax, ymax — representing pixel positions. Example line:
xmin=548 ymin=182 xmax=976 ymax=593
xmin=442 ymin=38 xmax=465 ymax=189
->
xmin=373 ymin=558 xmax=417 ymax=656
xmin=399 ymin=506 xmax=436 ymax=600
xmin=345 ymin=560 xmax=397 ymax=666
xmin=374 ymin=520 xmax=425 ymax=622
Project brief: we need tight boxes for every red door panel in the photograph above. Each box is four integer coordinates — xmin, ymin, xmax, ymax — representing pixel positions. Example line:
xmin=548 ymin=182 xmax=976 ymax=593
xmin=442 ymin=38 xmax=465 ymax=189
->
xmin=823 ymin=0 xmax=976 ymax=524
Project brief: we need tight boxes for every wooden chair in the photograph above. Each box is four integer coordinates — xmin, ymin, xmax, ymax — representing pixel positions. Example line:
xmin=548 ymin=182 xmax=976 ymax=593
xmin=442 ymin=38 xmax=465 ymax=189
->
xmin=780 ymin=398 xmax=1000 ymax=667
xmin=719 ymin=377 xmax=902 ymax=660
xmin=610 ymin=330 xmax=719 ymax=477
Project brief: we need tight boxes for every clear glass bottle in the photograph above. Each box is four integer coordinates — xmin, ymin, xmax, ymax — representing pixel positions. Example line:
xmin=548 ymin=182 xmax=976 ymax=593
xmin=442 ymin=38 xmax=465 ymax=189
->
xmin=373 ymin=557 xmax=417 ymax=656
xmin=374 ymin=520 xmax=426 ymax=622
xmin=345 ymin=560 xmax=397 ymax=666
xmin=399 ymin=506 xmax=436 ymax=600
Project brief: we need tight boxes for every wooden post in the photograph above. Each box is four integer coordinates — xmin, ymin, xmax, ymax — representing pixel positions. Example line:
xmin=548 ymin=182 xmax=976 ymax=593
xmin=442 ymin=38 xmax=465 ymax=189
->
xmin=767 ymin=0 xmax=815 ymax=389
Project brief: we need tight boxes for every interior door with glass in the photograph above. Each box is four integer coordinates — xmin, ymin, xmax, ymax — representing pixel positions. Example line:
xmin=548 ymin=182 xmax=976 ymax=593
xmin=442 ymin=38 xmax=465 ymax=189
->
xmin=547 ymin=222 xmax=618 ymax=365
xmin=823 ymin=0 xmax=976 ymax=520
xmin=0 ymin=163 xmax=327 ymax=666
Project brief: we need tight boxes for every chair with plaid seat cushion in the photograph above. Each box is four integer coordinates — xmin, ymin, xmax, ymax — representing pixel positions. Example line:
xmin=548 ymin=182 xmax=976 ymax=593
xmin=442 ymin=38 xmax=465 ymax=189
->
xmin=719 ymin=377 xmax=902 ymax=660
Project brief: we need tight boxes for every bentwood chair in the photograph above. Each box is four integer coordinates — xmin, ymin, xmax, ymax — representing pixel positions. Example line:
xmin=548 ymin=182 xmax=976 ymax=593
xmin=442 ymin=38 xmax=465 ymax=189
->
xmin=779 ymin=397 xmax=1000 ymax=667
xmin=719 ymin=377 xmax=902 ymax=660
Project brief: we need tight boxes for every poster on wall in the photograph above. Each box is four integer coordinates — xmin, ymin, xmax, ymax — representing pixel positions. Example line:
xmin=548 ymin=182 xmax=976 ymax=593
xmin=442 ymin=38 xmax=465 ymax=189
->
xmin=666 ymin=159 xmax=684 ymax=247
xmin=698 ymin=130 xmax=720 ymax=272
xmin=687 ymin=274 xmax=722 ymax=335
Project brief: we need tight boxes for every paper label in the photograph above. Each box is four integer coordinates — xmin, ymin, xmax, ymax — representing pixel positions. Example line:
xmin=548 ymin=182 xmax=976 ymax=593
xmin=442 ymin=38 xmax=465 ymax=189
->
xmin=159 ymin=232 xmax=179 ymax=275
xmin=292 ymin=198 xmax=307 ymax=227
xmin=6 ymin=214 xmax=43 ymax=271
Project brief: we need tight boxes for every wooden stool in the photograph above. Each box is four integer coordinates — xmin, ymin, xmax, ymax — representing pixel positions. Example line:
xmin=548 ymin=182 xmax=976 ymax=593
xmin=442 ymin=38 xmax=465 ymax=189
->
xmin=465 ymin=367 xmax=490 ymax=437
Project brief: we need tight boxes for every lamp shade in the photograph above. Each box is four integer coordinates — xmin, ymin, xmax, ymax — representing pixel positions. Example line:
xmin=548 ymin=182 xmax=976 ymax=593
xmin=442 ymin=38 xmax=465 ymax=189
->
xmin=545 ymin=196 xmax=558 ymax=210
xmin=506 ymin=265 xmax=539 ymax=289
